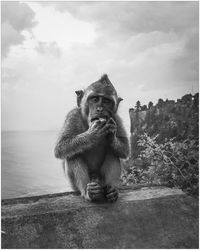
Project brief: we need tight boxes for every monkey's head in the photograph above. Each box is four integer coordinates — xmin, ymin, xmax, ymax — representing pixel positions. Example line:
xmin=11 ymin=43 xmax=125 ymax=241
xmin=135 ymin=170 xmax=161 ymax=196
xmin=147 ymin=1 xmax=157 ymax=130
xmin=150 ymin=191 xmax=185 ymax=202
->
xmin=75 ymin=74 xmax=123 ymax=125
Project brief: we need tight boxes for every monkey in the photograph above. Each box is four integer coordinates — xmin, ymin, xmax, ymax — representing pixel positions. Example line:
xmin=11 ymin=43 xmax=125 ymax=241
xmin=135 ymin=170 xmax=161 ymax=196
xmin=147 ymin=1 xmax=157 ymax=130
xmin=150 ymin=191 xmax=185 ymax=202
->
xmin=54 ymin=74 xmax=129 ymax=202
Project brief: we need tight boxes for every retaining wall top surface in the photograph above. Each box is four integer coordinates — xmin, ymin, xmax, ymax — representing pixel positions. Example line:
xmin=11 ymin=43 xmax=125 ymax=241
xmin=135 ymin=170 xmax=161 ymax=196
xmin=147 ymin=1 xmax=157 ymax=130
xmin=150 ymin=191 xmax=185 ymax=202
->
xmin=2 ymin=186 xmax=184 ymax=217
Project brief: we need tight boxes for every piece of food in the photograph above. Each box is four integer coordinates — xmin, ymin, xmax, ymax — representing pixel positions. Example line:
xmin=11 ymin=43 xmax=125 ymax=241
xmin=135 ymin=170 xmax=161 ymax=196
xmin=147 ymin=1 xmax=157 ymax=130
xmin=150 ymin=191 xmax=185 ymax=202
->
xmin=99 ymin=118 xmax=106 ymax=122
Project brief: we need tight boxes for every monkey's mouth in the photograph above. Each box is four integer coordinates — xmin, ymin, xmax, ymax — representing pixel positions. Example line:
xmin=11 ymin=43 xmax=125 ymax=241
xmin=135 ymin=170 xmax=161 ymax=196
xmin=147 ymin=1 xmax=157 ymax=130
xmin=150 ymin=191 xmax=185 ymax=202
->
xmin=91 ymin=116 xmax=107 ymax=123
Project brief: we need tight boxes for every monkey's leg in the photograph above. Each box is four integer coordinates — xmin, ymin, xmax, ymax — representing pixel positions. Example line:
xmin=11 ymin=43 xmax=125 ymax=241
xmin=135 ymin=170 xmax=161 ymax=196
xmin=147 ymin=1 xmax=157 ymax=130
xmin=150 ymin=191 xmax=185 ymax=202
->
xmin=100 ymin=154 xmax=121 ymax=202
xmin=64 ymin=158 xmax=104 ymax=201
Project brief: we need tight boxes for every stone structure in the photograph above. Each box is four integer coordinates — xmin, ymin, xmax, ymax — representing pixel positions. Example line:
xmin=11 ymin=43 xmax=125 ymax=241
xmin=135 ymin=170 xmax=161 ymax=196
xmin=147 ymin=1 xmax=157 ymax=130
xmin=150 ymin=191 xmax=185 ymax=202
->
xmin=2 ymin=186 xmax=198 ymax=249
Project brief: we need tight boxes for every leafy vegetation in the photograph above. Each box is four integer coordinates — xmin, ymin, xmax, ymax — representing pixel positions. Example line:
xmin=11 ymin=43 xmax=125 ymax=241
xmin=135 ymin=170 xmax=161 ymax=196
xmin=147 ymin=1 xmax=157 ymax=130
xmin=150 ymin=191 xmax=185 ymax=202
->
xmin=122 ymin=93 xmax=199 ymax=197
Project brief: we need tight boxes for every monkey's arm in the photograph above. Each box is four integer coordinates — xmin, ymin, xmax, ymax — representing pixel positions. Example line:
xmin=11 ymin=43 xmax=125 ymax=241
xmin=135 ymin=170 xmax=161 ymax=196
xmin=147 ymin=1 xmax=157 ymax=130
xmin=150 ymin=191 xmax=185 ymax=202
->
xmin=109 ymin=135 xmax=129 ymax=159
xmin=108 ymin=115 xmax=129 ymax=159
xmin=54 ymin=109 xmax=98 ymax=159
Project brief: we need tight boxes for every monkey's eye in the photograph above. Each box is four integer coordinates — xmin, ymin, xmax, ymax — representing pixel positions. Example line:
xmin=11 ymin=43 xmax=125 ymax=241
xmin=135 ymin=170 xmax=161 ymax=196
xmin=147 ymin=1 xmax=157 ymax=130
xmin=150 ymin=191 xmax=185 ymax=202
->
xmin=90 ymin=96 xmax=99 ymax=103
xmin=103 ymin=98 xmax=112 ymax=104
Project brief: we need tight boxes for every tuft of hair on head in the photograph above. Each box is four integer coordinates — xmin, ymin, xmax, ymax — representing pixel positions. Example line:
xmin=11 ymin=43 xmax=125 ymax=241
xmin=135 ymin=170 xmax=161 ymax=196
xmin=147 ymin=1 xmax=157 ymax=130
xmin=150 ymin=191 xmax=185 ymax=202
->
xmin=100 ymin=73 xmax=113 ymax=86
xmin=100 ymin=74 xmax=109 ymax=81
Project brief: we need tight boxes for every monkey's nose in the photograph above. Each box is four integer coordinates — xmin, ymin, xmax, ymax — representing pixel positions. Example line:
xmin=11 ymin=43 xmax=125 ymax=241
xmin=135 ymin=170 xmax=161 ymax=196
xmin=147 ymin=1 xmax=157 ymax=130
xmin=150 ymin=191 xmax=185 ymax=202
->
xmin=97 ymin=106 xmax=103 ymax=112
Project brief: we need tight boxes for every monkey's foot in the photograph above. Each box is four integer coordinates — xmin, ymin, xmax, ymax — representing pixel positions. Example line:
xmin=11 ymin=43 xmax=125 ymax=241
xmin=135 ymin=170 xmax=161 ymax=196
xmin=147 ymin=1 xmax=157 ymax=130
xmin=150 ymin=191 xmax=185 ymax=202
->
xmin=105 ymin=185 xmax=119 ymax=202
xmin=87 ymin=182 xmax=105 ymax=202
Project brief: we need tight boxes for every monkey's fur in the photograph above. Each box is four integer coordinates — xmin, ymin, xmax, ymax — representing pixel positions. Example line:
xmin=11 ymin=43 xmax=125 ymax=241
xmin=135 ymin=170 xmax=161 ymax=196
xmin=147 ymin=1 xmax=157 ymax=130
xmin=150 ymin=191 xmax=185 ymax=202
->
xmin=55 ymin=74 xmax=129 ymax=202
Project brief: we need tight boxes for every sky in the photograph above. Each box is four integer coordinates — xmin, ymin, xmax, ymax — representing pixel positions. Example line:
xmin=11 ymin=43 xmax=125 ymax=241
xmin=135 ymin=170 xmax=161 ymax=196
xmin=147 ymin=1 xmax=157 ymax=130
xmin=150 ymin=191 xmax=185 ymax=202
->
xmin=2 ymin=1 xmax=199 ymax=132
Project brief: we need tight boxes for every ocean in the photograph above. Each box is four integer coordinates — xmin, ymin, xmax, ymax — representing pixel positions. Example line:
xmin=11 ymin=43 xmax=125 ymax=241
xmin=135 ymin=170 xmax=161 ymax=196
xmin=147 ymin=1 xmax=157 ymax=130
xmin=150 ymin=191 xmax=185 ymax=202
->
xmin=1 ymin=131 xmax=72 ymax=199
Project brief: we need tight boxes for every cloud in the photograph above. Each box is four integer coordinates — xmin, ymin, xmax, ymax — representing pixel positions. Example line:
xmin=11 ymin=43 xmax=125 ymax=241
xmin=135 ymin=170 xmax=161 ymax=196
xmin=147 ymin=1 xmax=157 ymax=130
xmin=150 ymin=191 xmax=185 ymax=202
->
xmin=171 ymin=27 xmax=199 ymax=82
xmin=27 ymin=2 xmax=97 ymax=51
xmin=1 ymin=22 xmax=24 ymax=57
xmin=2 ymin=2 xmax=199 ymax=131
xmin=35 ymin=41 xmax=61 ymax=58
xmin=42 ymin=2 xmax=198 ymax=37
xmin=37 ymin=2 xmax=198 ymax=90
xmin=1 ymin=1 xmax=36 ymax=58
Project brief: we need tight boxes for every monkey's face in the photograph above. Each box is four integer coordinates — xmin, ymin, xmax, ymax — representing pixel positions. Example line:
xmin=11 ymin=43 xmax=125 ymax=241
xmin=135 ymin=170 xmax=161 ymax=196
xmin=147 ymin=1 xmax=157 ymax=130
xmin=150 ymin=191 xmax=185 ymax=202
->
xmin=76 ymin=74 xmax=123 ymax=125
xmin=87 ymin=94 xmax=115 ymax=124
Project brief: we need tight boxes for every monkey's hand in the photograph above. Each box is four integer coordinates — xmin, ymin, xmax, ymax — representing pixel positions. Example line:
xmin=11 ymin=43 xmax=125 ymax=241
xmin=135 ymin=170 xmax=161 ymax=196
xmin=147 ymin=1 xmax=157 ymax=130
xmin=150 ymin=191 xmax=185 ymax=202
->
xmin=87 ymin=182 xmax=105 ymax=202
xmin=88 ymin=119 xmax=113 ymax=140
xmin=104 ymin=185 xmax=119 ymax=202
xmin=106 ymin=118 xmax=117 ymax=140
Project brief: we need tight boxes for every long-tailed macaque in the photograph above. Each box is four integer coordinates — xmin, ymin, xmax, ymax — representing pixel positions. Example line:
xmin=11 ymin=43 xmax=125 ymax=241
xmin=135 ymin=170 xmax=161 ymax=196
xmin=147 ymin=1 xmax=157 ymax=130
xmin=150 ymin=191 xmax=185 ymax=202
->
xmin=55 ymin=74 xmax=129 ymax=202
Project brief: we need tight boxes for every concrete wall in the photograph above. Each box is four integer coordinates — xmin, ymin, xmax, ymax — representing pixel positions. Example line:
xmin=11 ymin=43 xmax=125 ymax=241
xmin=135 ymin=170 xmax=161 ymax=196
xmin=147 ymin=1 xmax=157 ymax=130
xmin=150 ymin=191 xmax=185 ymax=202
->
xmin=1 ymin=186 xmax=198 ymax=249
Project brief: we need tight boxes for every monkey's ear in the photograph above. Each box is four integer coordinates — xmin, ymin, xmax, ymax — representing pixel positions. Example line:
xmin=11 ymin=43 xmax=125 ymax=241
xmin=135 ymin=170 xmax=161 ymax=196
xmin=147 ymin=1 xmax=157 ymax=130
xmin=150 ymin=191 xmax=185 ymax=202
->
xmin=75 ymin=90 xmax=84 ymax=107
xmin=117 ymin=97 xmax=123 ymax=105
xmin=115 ymin=97 xmax=123 ymax=112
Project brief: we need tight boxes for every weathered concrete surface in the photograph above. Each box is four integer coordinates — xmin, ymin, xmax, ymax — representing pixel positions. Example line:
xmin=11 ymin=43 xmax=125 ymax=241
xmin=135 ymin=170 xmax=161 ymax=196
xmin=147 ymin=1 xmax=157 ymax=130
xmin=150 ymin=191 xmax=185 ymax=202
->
xmin=1 ymin=186 xmax=198 ymax=249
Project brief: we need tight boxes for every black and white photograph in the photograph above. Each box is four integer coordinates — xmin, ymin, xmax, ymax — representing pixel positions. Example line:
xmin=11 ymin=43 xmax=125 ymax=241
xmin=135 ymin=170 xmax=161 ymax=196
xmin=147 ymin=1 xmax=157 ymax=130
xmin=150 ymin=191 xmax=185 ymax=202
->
xmin=1 ymin=1 xmax=199 ymax=248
